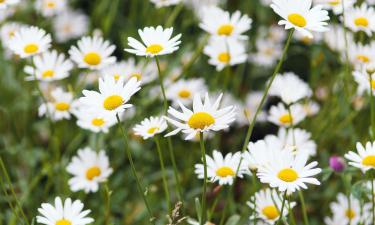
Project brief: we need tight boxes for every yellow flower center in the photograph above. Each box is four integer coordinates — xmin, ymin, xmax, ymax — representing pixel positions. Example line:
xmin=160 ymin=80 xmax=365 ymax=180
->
xmin=371 ymin=80 xmax=375 ymax=90
xmin=146 ymin=44 xmax=163 ymax=54
xmin=42 ymin=70 xmax=54 ymax=78
xmin=217 ymin=24 xmax=234 ymax=36
xmin=54 ymin=102 xmax=70 ymax=111
xmin=113 ymin=74 xmax=120 ymax=81
xmin=130 ymin=73 xmax=142 ymax=80
xmin=288 ymin=13 xmax=307 ymax=27
xmin=362 ymin=155 xmax=375 ymax=167
xmin=0 ymin=0 xmax=4 ymax=3
xmin=218 ymin=52 xmax=231 ymax=63
xmin=8 ymin=30 xmax=15 ymax=38
xmin=91 ymin=118 xmax=105 ymax=127
xmin=277 ymin=168 xmax=298 ymax=182
xmin=328 ymin=0 xmax=340 ymax=5
xmin=356 ymin=54 xmax=370 ymax=63
xmin=178 ymin=89 xmax=191 ymax=98
xmin=278 ymin=114 xmax=292 ymax=125
xmin=346 ymin=209 xmax=356 ymax=219
xmin=188 ymin=112 xmax=215 ymax=129
xmin=216 ymin=166 xmax=235 ymax=177
xmin=354 ymin=17 xmax=369 ymax=27
xmin=84 ymin=52 xmax=101 ymax=66
xmin=46 ymin=1 xmax=56 ymax=8
xmin=86 ymin=166 xmax=101 ymax=180
xmin=24 ymin=43 xmax=39 ymax=54
xmin=103 ymin=95 xmax=123 ymax=111
xmin=262 ymin=205 xmax=280 ymax=220
xmin=147 ymin=127 xmax=159 ymax=134
xmin=55 ymin=219 xmax=71 ymax=225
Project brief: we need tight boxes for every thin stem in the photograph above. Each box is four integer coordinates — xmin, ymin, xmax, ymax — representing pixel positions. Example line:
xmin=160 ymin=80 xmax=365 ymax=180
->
xmin=0 ymin=168 xmax=20 ymax=221
xmin=165 ymin=3 xmax=184 ymax=27
xmin=241 ymin=29 xmax=295 ymax=152
xmin=288 ymin=197 xmax=296 ymax=225
xmin=298 ymin=191 xmax=310 ymax=225
xmin=276 ymin=191 xmax=287 ymax=225
xmin=104 ymin=183 xmax=111 ymax=225
xmin=154 ymin=137 xmax=171 ymax=212
xmin=251 ymin=174 xmax=258 ymax=225
xmin=115 ymin=114 xmax=155 ymax=224
xmin=369 ymin=74 xmax=375 ymax=139
xmin=371 ymin=176 xmax=375 ymax=225
xmin=199 ymin=132 xmax=208 ymax=225
xmin=155 ymin=56 xmax=168 ymax=114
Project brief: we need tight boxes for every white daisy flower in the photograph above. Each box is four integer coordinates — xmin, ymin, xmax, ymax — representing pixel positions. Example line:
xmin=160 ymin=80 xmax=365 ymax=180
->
xmin=258 ymin=25 xmax=287 ymax=43
xmin=8 ymin=26 xmax=52 ymax=58
xmin=53 ymin=9 xmax=89 ymax=43
xmin=38 ymin=88 xmax=78 ymax=121
xmin=66 ymin=147 xmax=113 ymax=193
xmin=250 ymin=38 xmax=283 ymax=67
xmin=267 ymin=103 xmax=307 ymax=127
xmin=74 ymin=109 xmax=117 ymax=133
xmin=324 ymin=25 xmax=354 ymax=53
xmin=37 ymin=197 xmax=94 ymax=225
xmin=303 ymin=100 xmax=320 ymax=117
xmin=348 ymin=43 xmax=375 ymax=68
xmin=0 ymin=22 xmax=24 ymax=46
xmin=257 ymin=149 xmax=322 ymax=193
xmin=242 ymin=139 xmax=279 ymax=171
xmin=324 ymin=215 xmax=345 ymax=225
xmin=345 ymin=141 xmax=375 ymax=173
xmin=353 ymin=69 xmax=375 ymax=96
xmin=187 ymin=218 xmax=215 ymax=225
xmin=314 ymin=0 xmax=355 ymax=15
xmin=24 ymin=50 xmax=73 ymax=82
xmin=164 ymin=93 xmax=236 ymax=140
xmin=79 ymin=77 xmax=141 ymax=115
xmin=194 ymin=150 xmax=250 ymax=185
xmin=100 ymin=58 xmax=157 ymax=84
xmin=0 ymin=0 xmax=19 ymax=9
xmin=242 ymin=92 xmax=268 ymax=124
xmin=271 ymin=0 xmax=330 ymax=38
xmin=203 ymin=36 xmax=247 ymax=71
xmin=293 ymin=30 xmax=322 ymax=44
xmin=35 ymin=0 xmax=67 ymax=17
xmin=248 ymin=188 xmax=296 ymax=224
xmin=269 ymin=72 xmax=312 ymax=104
xmin=165 ymin=78 xmax=207 ymax=106
xmin=125 ymin=26 xmax=182 ymax=57
xmin=199 ymin=6 xmax=252 ymax=39
xmin=133 ymin=116 xmax=168 ymax=139
xmin=344 ymin=3 xmax=375 ymax=36
xmin=150 ymin=0 xmax=181 ymax=8
xmin=184 ymin=0 xmax=222 ymax=18
xmin=69 ymin=36 xmax=116 ymax=70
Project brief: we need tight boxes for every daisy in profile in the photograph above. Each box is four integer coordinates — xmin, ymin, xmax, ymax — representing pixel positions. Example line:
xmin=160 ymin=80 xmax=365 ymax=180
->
xmin=250 ymin=38 xmax=282 ymax=67
xmin=348 ymin=43 xmax=375 ymax=68
xmin=8 ymin=26 xmax=51 ymax=58
xmin=269 ymin=72 xmax=312 ymax=104
xmin=80 ymin=77 xmax=141 ymax=115
xmin=125 ymin=26 xmax=182 ymax=57
xmin=39 ymin=88 xmax=78 ymax=121
xmin=353 ymin=69 xmax=375 ymax=96
xmin=199 ymin=6 xmax=252 ymax=39
xmin=203 ymin=37 xmax=247 ymax=71
xmin=37 ymin=197 xmax=94 ymax=225
xmin=133 ymin=116 xmax=168 ymax=139
xmin=74 ymin=109 xmax=117 ymax=133
xmin=248 ymin=188 xmax=295 ymax=224
xmin=0 ymin=0 xmax=19 ymax=9
xmin=69 ymin=36 xmax=116 ymax=70
xmin=24 ymin=50 xmax=73 ymax=82
xmin=345 ymin=141 xmax=375 ymax=173
xmin=314 ymin=0 xmax=355 ymax=15
xmin=66 ymin=147 xmax=113 ymax=193
xmin=165 ymin=78 xmax=207 ymax=106
xmin=195 ymin=150 xmax=250 ymax=185
xmin=257 ymin=149 xmax=321 ymax=193
xmin=164 ymin=93 xmax=236 ymax=140
xmin=150 ymin=0 xmax=181 ymax=8
xmin=267 ymin=103 xmax=306 ymax=127
xmin=344 ymin=4 xmax=375 ymax=36
xmin=53 ymin=9 xmax=89 ymax=43
xmin=35 ymin=0 xmax=67 ymax=17
xmin=270 ymin=0 xmax=330 ymax=38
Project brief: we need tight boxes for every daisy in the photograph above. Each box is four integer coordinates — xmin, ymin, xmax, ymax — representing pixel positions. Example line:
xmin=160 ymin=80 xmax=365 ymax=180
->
xmin=79 ymin=77 xmax=141 ymax=115
xmin=344 ymin=4 xmax=375 ymax=36
xmin=303 ymin=101 xmax=320 ymax=117
xmin=38 ymin=88 xmax=78 ymax=121
xmin=248 ymin=188 xmax=295 ymax=224
xmin=293 ymin=30 xmax=322 ymax=44
xmin=37 ymin=197 xmax=94 ymax=225
xmin=257 ymin=149 xmax=322 ymax=193
xmin=74 ymin=109 xmax=117 ymax=133
xmin=0 ymin=22 xmax=24 ymax=46
xmin=242 ymin=92 xmax=268 ymax=124
xmin=8 ymin=26 xmax=51 ymax=58
xmin=164 ymin=93 xmax=236 ymax=140
xmin=53 ymin=9 xmax=89 ymax=43
xmin=194 ymin=150 xmax=250 ymax=185
xmin=165 ymin=78 xmax=207 ymax=106
xmin=314 ymin=0 xmax=355 ymax=15
xmin=24 ymin=50 xmax=73 ymax=81
xmin=66 ymin=147 xmax=113 ymax=193
xmin=242 ymin=139 xmax=279 ymax=171
xmin=199 ymin=6 xmax=252 ymax=39
xmin=348 ymin=42 xmax=375 ymax=68
xmin=0 ymin=0 xmax=19 ymax=9
xmin=267 ymin=103 xmax=307 ymax=127
xmin=125 ymin=26 xmax=182 ymax=57
xmin=35 ymin=0 xmax=67 ymax=17
xmin=250 ymin=38 xmax=282 ymax=67
xmin=353 ymin=69 xmax=375 ymax=96
xmin=69 ymin=36 xmax=116 ymax=70
xmin=184 ymin=0 xmax=222 ymax=18
xmin=324 ymin=25 xmax=354 ymax=53
xmin=133 ymin=116 xmax=168 ymax=139
xmin=270 ymin=0 xmax=330 ymax=38
xmin=269 ymin=72 xmax=312 ymax=104
xmin=150 ymin=0 xmax=181 ymax=8
xmin=345 ymin=141 xmax=375 ymax=173
xmin=203 ymin=36 xmax=247 ymax=71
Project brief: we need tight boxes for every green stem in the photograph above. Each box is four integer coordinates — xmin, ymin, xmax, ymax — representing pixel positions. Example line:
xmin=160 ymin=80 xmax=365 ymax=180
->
xmin=241 ymin=29 xmax=294 ymax=151
xmin=155 ymin=56 xmax=168 ymax=113
xmin=298 ymin=191 xmax=309 ymax=225
xmin=104 ymin=183 xmax=111 ymax=225
xmin=165 ymin=3 xmax=184 ymax=27
xmin=251 ymin=174 xmax=258 ymax=225
xmin=276 ymin=191 xmax=287 ymax=225
xmin=371 ymin=176 xmax=375 ymax=225
xmin=288 ymin=197 xmax=296 ymax=225
xmin=0 ymin=169 xmax=20 ymax=221
xmin=370 ymin=74 xmax=375 ymax=139
xmin=154 ymin=137 xmax=171 ymax=212
xmin=115 ymin=114 xmax=155 ymax=224
xmin=199 ymin=133 xmax=208 ymax=225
